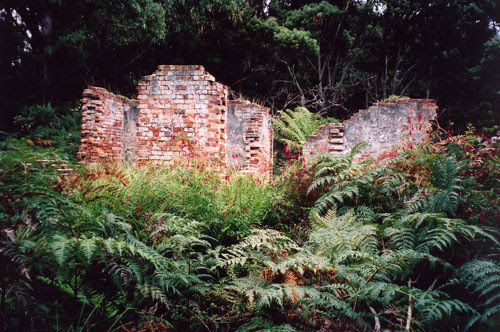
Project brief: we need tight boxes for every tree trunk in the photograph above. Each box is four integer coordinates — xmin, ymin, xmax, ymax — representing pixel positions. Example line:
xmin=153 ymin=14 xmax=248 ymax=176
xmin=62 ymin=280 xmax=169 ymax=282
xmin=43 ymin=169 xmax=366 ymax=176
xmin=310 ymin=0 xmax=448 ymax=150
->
xmin=40 ymin=11 xmax=52 ymax=105
xmin=317 ymin=41 xmax=325 ymax=110
xmin=425 ymin=63 xmax=433 ymax=99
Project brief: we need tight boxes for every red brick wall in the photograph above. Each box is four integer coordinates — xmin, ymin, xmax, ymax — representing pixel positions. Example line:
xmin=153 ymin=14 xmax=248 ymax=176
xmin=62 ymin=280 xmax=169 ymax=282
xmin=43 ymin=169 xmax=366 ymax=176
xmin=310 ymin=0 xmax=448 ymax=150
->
xmin=77 ymin=87 xmax=130 ymax=163
xmin=135 ymin=65 xmax=227 ymax=165
xmin=302 ymin=123 xmax=344 ymax=163
xmin=77 ymin=65 xmax=273 ymax=176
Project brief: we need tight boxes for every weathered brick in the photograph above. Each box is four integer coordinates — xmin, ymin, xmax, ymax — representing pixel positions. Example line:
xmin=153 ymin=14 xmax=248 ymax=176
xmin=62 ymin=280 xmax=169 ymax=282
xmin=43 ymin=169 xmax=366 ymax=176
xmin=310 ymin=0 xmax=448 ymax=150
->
xmin=78 ymin=66 xmax=272 ymax=177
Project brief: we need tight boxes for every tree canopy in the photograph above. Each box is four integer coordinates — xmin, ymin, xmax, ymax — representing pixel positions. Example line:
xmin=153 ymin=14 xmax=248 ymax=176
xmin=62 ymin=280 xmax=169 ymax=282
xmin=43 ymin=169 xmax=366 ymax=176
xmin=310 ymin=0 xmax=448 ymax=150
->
xmin=1 ymin=0 xmax=499 ymax=132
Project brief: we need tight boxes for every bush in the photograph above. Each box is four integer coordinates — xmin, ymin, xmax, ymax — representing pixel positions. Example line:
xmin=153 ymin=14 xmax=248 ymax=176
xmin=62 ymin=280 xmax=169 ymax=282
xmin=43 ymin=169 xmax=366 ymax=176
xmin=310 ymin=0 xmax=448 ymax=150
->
xmin=13 ymin=103 xmax=81 ymax=158
xmin=1 ymin=133 xmax=499 ymax=331
xmin=79 ymin=162 xmax=285 ymax=245
xmin=218 ymin=137 xmax=500 ymax=331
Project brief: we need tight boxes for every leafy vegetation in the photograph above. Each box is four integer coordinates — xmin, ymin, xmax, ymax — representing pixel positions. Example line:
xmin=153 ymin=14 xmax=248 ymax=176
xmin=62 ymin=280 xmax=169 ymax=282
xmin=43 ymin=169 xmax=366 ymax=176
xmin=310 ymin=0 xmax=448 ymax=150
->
xmin=1 ymin=126 xmax=499 ymax=331
xmin=272 ymin=107 xmax=325 ymax=152
xmin=2 ymin=1 xmax=499 ymax=132
xmin=1 ymin=0 xmax=500 ymax=330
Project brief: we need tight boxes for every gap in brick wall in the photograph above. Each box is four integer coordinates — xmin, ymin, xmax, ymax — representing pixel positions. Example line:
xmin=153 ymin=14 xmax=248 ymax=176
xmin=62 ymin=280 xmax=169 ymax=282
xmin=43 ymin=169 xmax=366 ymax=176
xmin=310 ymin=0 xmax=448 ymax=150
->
xmin=78 ymin=66 xmax=437 ymax=175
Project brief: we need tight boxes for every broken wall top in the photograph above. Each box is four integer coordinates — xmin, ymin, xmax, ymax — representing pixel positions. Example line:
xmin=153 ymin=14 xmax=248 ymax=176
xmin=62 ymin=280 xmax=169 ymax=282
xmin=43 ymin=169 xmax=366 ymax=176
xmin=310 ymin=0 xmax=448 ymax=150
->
xmin=303 ymin=98 xmax=438 ymax=161
xmin=78 ymin=65 xmax=273 ymax=178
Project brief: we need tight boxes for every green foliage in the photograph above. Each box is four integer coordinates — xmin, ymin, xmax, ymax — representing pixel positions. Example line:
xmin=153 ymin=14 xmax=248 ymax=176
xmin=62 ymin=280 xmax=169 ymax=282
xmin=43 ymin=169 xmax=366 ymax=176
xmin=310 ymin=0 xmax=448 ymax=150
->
xmin=251 ymin=16 xmax=319 ymax=56
xmin=13 ymin=103 xmax=81 ymax=158
xmin=452 ymin=260 xmax=500 ymax=329
xmin=309 ymin=142 xmax=375 ymax=213
xmin=1 ymin=131 xmax=500 ymax=331
xmin=0 ymin=142 xmax=215 ymax=330
xmin=2 ymin=0 xmax=499 ymax=136
xmin=95 ymin=164 xmax=284 ymax=244
xmin=272 ymin=107 xmax=324 ymax=152
xmin=304 ymin=139 xmax=499 ymax=331
xmin=379 ymin=95 xmax=410 ymax=102
xmin=211 ymin=136 xmax=493 ymax=330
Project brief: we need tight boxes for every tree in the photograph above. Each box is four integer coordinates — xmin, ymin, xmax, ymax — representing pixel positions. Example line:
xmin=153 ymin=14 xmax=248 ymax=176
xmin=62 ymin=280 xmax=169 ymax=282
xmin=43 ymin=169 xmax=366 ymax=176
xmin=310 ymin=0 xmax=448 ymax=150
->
xmin=1 ymin=0 xmax=499 ymax=133
xmin=0 ymin=0 xmax=166 ymax=131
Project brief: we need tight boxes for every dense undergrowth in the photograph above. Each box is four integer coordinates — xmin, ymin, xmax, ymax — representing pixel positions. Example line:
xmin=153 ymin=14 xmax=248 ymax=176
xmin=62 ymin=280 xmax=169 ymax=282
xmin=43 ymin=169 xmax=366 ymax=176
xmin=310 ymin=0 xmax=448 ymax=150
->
xmin=1 ymin=131 xmax=499 ymax=331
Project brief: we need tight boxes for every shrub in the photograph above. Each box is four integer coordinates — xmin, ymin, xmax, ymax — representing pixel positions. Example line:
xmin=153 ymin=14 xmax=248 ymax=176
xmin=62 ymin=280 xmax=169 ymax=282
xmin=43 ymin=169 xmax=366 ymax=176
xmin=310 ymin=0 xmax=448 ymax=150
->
xmin=13 ymin=103 xmax=81 ymax=158
xmin=1 ymin=131 xmax=499 ymax=331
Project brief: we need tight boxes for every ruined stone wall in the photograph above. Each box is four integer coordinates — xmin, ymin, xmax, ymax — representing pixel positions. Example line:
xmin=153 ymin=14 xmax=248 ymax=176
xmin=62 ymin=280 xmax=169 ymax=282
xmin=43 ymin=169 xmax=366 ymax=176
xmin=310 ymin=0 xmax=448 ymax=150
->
xmin=77 ymin=65 xmax=273 ymax=176
xmin=302 ymin=123 xmax=344 ymax=162
xmin=227 ymin=101 xmax=273 ymax=177
xmin=344 ymin=99 xmax=437 ymax=156
xmin=302 ymin=99 xmax=437 ymax=161
xmin=135 ymin=65 xmax=227 ymax=164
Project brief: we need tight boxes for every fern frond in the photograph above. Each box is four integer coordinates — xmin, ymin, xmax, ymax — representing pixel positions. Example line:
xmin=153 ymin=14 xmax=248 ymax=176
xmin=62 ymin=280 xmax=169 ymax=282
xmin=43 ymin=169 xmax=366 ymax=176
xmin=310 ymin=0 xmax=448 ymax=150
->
xmin=78 ymin=236 xmax=97 ymax=264
xmin=307 ymin=209 xmax=379 ymax=263
xmin=237 ymin=316 xmax=300 ymax=332
xmin=272 ymin=107 xmax=323 ymax=150
xmin=50 ymin=234 xmax=73 ymax=265
xmin=454 ymin=260 xmax=500 ymax=304
xmin=384 ymin=227 xmax=416 ymax=250
xmin=138 ymin=284 xmax=170 ymax=308
xmin=413 ymin=288 xmax=474 ymax=326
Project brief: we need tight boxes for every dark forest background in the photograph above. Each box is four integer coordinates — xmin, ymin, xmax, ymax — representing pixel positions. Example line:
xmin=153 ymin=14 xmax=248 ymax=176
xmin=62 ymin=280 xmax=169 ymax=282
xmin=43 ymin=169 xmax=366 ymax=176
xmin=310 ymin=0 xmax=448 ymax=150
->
xmin=1 ymin=0 xmax=500 ymax=135
xmin=2 ymin=2 xmax=500 ymax=331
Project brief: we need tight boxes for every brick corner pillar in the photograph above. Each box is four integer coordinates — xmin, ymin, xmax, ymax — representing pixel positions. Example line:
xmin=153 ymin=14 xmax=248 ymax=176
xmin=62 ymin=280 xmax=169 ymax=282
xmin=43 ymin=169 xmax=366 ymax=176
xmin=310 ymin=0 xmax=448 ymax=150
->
xmin=77 ymin=87 xmax=130 ymax=165
xmin=227 ymin=100 xmax=273 ymax=179
xmin=134 ymin=65 xmax=228 ymax=166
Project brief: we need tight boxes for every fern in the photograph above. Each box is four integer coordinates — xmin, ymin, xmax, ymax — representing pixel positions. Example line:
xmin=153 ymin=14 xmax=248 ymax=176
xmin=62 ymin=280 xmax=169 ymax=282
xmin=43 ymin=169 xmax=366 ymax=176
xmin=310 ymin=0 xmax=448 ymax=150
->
xmin=227 ymin=276 xmax=321 ymax=312
xmin=307 ymin=209 xmax=379 ymax=262
xmin=237 ymin=316 xmax=300 ymax=332
xmin=50 ymin=234 xmax=73 ymax=265
xmin=450 ymin=260 xmax=500 ymax=330
xmin=268 ymin=250 xmax=329 ymax=276
xmin=271 ymin=107 xmax=323 ymax=151
xmin=78 ymin=236 xmax=97 ymax=264
xmin=301 ymin=203 xmax=492 ymax=330
xmin=384 ymin=226 xmax=416 ymax=250
xmin=138 ymin=284 xmax=170 ymax=308
xmin=404 ymin=154 xmax=465 ymax=216
xmin=413 ymin=289 xmax=474 ymax=328
xmin=309 ymin=142 xmax=377 ymax=213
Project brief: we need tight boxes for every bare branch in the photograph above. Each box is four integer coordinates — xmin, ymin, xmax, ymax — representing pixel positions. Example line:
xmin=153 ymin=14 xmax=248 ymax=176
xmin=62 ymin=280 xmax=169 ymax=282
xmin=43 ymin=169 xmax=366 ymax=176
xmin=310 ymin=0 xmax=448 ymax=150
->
xmin=369 ymin=306 xmax=381 ymax=332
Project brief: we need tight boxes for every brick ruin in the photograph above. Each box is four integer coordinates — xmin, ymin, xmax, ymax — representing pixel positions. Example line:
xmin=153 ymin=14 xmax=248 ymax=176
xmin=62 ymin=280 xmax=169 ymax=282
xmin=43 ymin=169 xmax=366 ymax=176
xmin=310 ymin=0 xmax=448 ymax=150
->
xmin=303 ymin=99 xmax=438 ymax=161
xmin=78 ymin=66 xmax=437 ymax=175
xmin=77 ymin=65 xmax=273 ymax=177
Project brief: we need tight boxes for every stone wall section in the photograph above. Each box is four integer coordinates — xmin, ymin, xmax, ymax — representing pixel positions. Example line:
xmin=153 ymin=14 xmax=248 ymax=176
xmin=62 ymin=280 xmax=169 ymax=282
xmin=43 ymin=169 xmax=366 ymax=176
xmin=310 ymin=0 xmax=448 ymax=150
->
xmin=77 ymin=65 xmax=273 ymax=176
xmin=302 ymin=99 xmax=437 ymax=160
xmin=227 ymin=101 xmax=273 ymax=177
xmin=302 ymin=123 xmax=344 ymax=163
xmin=343 ymin=99 xmax=437 ymax=156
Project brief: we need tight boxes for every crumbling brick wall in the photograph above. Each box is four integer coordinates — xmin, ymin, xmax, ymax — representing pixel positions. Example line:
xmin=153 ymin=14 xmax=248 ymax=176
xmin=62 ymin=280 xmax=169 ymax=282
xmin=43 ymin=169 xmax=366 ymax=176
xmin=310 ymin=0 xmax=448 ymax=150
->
xmin=227 ymin=101 xmax=273 ymax=175
xmin=78 ymin=87 xmax=138 ymax=163
xmin=134 ymin=65 xmax=227 ymax=164
xmin=77 ymin=65 xmax=273 ymax=177
xmin=302 ymin=123 xmax=344 ymax=162
xmin=303 ymin=99 xmax=437 ymax=161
